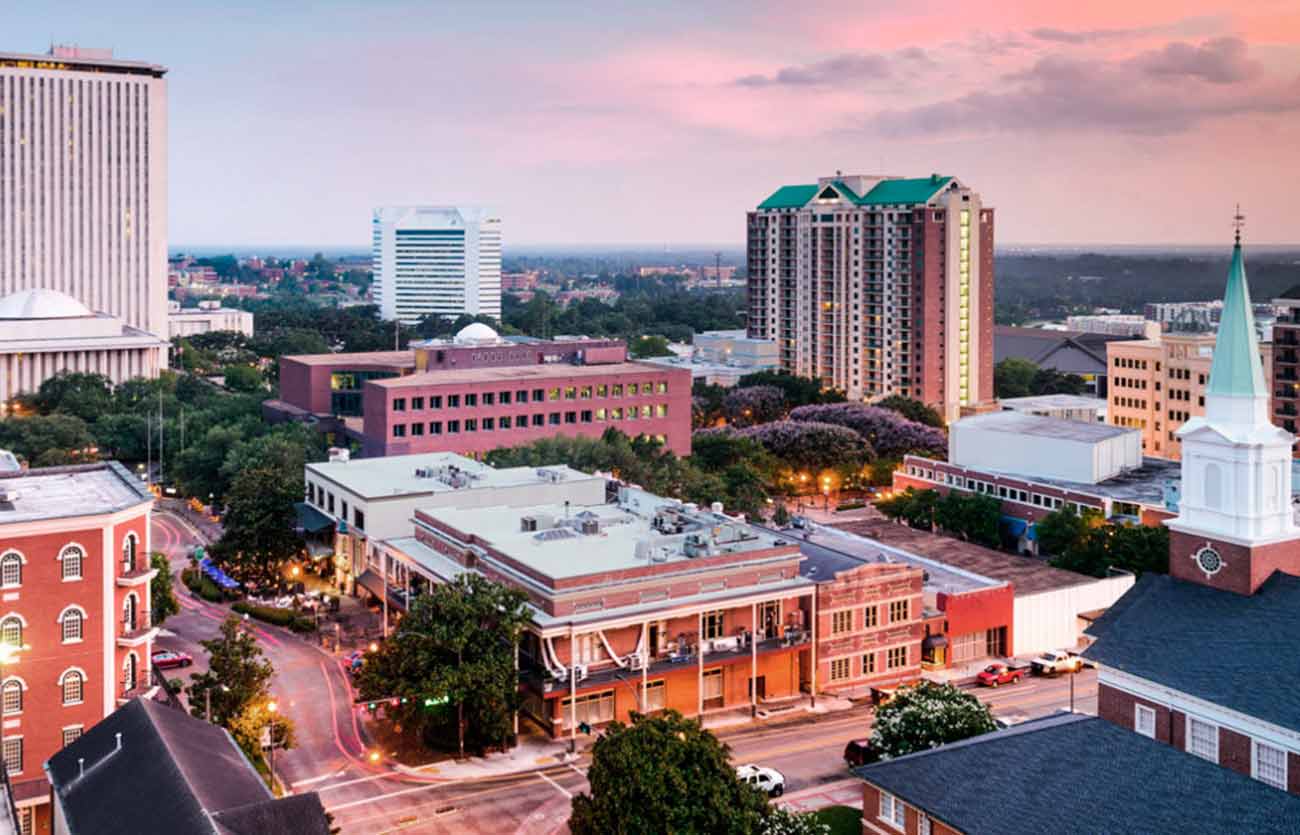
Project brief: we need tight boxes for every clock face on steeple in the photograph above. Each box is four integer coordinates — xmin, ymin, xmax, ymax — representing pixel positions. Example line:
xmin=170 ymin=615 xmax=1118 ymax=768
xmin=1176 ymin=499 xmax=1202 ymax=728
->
xmin=1194 ymin=545 xmax=1223 ymax=577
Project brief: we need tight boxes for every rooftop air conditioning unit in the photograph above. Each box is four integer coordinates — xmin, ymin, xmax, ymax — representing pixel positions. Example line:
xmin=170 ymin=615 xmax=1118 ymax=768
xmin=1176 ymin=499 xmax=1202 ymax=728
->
xmin=521 ymin=516 xmax=538 ymax=532
xmin=415 ymin=467 xmax=433 ymax=478
xmin=579 ymin=519 xmax=600 ymax=535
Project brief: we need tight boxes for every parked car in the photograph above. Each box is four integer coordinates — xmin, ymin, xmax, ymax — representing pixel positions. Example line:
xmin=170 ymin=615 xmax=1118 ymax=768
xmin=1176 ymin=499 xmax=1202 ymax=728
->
xmin=1032 ymin=649 xmax=1085 ymax=676
xmin=843 ymin=738 xmax=882 ymax=768
xmin=977 ymin=662 xmax=1029 ymax=688
xmin=151 ymin=650 xmax=193 ymax=670
xmin=736 ymin=764 xmax=785 ymax=797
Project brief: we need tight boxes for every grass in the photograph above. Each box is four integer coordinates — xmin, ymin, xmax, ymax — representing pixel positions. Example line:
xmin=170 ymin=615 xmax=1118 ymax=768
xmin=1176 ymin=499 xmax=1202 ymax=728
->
xmin=813 ymin=805 xmax=862 ymax=835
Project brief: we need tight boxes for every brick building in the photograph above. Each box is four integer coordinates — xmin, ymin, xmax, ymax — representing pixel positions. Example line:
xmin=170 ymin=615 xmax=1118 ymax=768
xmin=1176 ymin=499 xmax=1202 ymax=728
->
xmin=852 ymin=238 xmax=1300 ymax=833
xmin=270 ymin=324 xmax=692 ymax=458
xmin=0 ymin=461 xmax=156 ymax=834
xmin=747 ymin=174 xmax=994 ymax=422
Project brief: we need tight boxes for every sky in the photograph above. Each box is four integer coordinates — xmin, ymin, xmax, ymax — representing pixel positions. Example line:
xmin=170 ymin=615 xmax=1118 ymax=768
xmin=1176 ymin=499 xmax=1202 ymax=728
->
xmin=7 ymin=1 xmax=1300 ymax=248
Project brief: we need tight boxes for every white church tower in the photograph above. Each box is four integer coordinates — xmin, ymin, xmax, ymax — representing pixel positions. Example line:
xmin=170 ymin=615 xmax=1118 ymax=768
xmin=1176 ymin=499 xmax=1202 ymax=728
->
xmin=1167 ymin=226 xmax=1300 ymax=593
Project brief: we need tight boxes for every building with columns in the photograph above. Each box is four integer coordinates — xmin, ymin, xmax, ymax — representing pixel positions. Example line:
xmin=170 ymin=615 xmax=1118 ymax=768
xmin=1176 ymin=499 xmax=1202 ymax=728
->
xmin=747 ymin=174 xmax=994 ymax=422
xmin=851 ymin=236 xmax=1300 ymax=835
xmin=0 ymin=459 xmax=157 ymax=834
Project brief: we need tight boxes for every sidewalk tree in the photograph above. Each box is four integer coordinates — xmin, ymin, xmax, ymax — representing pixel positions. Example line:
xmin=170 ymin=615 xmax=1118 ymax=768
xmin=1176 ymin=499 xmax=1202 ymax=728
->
xmin=869 ymin=682 xmax=997 ymax=759
xmin=569 ymin=710 xmax=769 ymax=835
xmin=933 ymin=492 xmax=1002 ymax=548
xmin=356 ymin=574 xmax=530 ymax=757
xmin=877 ymin=487 xmax=939 ymax=530
xmin=188 ymin=615 xmax=275 ymax=729
xmin=1035 ymin=506 xmax=1100 ymax=557
xmin=149 ymin=552 xmax=179 ymax=626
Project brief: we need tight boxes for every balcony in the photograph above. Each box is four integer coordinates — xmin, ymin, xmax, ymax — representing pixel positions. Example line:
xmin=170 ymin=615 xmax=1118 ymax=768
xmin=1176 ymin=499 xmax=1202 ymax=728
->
xmin=117 ymin=566 xmax=158 ymax=587
xmin=117 ymin=624 xmax=159 ymax=647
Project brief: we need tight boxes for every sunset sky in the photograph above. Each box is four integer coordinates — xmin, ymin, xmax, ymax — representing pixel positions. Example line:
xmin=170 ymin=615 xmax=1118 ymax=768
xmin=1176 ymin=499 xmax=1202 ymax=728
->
xmin=10 ymin=1 xmax=1300 ymax=247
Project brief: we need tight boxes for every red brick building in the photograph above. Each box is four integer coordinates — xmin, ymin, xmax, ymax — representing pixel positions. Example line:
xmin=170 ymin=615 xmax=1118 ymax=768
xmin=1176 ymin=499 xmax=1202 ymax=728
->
xmin=0 ymin=461 xmax=156 ymax=834
xmin=270 ymin=325 xmax=691 ymax=458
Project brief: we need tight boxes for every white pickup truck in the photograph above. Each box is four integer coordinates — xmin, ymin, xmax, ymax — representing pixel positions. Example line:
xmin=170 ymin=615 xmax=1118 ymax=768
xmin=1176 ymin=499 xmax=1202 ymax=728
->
xmin=736 ymin=764 xmax=785 ymax=797
xmin=1031 ymin=649 xmax=1085 ymax=676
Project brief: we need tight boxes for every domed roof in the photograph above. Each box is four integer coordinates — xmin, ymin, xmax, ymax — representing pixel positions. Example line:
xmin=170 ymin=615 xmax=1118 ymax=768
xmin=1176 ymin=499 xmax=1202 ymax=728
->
xmin=0 ymin=288 xmax=94 ymax=320
xmin=454 ymin=322 xmax=500 ymax=344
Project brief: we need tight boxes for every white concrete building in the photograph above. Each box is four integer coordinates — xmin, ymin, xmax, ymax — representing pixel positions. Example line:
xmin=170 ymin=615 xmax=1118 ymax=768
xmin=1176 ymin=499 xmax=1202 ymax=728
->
xmin=0 ymin=289 xmax=166 ymax=411
xmin=1066 ymin=315 xmax=1161 ymax=339
xmin=0 ymin=47 xmax=169 ymax=342
xmin=301 ymin=452 xmax=604 ymax=593
xmin=950 ymin=411 xmax=1142 ymax=484
xmin=371 ymin=206 xmax=502 ymax=324
xmin=167 ymin=301 xmax=254 ymax=338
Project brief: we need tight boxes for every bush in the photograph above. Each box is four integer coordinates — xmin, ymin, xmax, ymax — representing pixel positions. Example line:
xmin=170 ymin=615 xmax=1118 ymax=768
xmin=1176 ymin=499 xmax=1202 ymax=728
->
xmin=231 ymin=601 xmax=311 ymax=630
xmin=181 ymin=567 xmax=225 ymax=602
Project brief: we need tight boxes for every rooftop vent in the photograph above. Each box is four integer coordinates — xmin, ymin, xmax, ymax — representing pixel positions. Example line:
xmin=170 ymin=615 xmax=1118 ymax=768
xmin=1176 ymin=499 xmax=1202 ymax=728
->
xmin=521 ymin=516 xmax=538 ymax=532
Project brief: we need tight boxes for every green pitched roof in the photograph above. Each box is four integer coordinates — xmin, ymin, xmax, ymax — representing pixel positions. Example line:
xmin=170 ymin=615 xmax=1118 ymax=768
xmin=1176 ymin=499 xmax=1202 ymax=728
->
xmin=859 ymin=175 xmax=952 ymax=205
xmin=1206 ymin=242 xmax=1266 ymax=398
xmin=757 ymin=184 xmax=818 ymax=210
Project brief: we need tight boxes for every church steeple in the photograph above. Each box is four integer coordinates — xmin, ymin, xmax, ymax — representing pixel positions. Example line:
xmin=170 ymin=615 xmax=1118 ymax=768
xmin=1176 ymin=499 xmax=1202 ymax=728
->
xmin=1205 ymin=211 xmax=1266 ymax=405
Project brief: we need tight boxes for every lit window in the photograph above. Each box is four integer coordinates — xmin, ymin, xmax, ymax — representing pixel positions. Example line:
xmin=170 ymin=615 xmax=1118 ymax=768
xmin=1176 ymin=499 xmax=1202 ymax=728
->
xmin=0 ymin=618 xmax=21 ymax=648
xmin=61 ymin=726 xmax=83 ymax=748
xmin=61 ymin=545 xmax=83 ymax=580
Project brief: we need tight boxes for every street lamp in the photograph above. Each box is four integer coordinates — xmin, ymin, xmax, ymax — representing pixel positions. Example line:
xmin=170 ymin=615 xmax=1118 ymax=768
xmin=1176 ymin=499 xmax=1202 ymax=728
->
xmin=367 ymin=750 xmax=381 ymax=764
xmin=266 ymin=700 xmax=279 ymax=792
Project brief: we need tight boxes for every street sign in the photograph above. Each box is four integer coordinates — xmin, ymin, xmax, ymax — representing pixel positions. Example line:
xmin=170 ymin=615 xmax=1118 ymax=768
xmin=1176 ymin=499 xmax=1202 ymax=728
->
xmin=193 ymin=546 xmax=205 ymax=560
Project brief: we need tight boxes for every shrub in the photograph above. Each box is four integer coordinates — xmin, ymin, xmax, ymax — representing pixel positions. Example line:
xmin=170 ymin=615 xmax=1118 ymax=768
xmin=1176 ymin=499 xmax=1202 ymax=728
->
xmin=181 ymin=567 xmax=225 ymax=602
xmin=231 ymin=601 xmax=310 ymax=631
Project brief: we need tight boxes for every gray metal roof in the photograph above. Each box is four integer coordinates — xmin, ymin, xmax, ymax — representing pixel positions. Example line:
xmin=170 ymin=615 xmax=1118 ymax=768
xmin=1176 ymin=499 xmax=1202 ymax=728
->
xmin=955 ymin=410 xmax=1133 ymax=442
xmin=0 ymin=461 xmax=152 ymax=524
xmin=854 ymin=713 xmax=1300 ymax=834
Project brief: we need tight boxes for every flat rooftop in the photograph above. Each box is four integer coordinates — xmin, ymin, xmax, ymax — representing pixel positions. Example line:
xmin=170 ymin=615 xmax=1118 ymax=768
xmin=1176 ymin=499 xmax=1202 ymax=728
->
xmin=370 ymin=360 xmax=679 ymax=389
xmin=307 ymin=452 xmax=597 ymax=500
xmin=999 ymin=394 xmax=1106 ymax=411
xmin=798 ymin=526 xmax=1003 ymax=595
xmin=955 ymin=411 xmax=1133 ymax=443
xmin=281 ymin=350 xmax=414 ymax=368
xmin=430 ymin=493 xmax=795 ymax=582
xmin=0 ymin=462 xmax=153 ymax=525
xmin=831 ymin=519 xmax=1095 ymax=595
xmin=0 ymin=49 xmax=167 ymax=75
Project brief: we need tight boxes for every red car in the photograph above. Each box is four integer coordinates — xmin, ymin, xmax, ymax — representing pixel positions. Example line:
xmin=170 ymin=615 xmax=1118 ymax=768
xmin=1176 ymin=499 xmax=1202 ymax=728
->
xmin=152 ymin=650 xmax=194 ymax=670
xmin=977 ymin=662 xmax=1027 ymax=688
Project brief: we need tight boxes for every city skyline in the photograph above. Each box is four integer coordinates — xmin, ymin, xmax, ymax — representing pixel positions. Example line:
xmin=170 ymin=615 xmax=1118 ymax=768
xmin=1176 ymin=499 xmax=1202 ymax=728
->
xmin=6 ymin=2 xmax=1300 ymax=248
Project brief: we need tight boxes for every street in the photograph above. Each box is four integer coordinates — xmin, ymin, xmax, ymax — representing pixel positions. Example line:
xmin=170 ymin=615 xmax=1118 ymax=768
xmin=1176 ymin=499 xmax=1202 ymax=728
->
xmin=151 ymin=510 xmax=1098 ymax=834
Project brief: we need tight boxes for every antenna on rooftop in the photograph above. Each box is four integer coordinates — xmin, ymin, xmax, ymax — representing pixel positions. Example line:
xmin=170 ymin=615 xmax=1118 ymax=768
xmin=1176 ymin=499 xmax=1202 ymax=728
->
xmin=1233 ymin=204 xmax=1245 ymax=246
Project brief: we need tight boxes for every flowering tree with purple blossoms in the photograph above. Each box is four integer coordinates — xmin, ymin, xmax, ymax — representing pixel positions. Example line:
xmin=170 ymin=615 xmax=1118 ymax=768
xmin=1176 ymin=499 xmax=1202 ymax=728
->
xmin=788 ymin=403 xmax=947 ymax=459
xmin=740 ymin=421 xmax=873 ymax=473
xmin=722 ymin=385 xmax=787 ymax=427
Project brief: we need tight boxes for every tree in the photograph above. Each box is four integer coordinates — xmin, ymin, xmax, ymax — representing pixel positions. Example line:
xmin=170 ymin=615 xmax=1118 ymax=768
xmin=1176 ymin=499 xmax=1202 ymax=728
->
xmin=762 ymin=809 xmax=831 ymax=835
xmin=877 ymin=487 xmax=939 ymax=530
xmin=0 ymin=413 xmax=98 ymax=467
xmin=740 ymin=421 xmax=873 ymax=473
xmin=630 ymin=334 xmax=673 ymax=358
xmin=932 ymin=492 xmax=1002 ymax=547
xmin=788 ymin=403 xmax=947 ymax=459
xmin=870 ymin=682 xmax=997 ymax=759
xmin=876 ymin=395 xmax=944 ymax=428
xmin=1050 ymin=523 xmax=1169 ymax=578
xmin=1035 ymin=506 xmax=1098 ymax=557
xmin=735 ymin=371 xmax=843 ymax=408
xmin=150 ymin=552 xmax=179 ymax=626
xmin=188 ymin=615 xmax=275 ymax=726
xmin=568 ymin=710 xmax=769 ymax=835
xmin=722 ymin=385 xmax=787 ymax=427
xmin=32 ymin=372 xmax=115 ymax=423
xmin=356 ymin=574 xmax=530 ymax=757
xmin=221 ymin=364 xmax=264 ymax=393
xmin=994 ymin=358 xmax=1038 ymax=399
xmin=1030 ymin=367 xmax=1088 ymax=396
xmin=211 ymin=467 xmax=304 ymax=587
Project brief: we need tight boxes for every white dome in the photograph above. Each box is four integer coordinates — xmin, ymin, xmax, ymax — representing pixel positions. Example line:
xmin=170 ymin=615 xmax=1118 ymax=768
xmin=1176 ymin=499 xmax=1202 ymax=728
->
xmin=0 ymin=288 xmax=94 ymax=320
xmin=454 ymin=322 xmax=500 ymax=344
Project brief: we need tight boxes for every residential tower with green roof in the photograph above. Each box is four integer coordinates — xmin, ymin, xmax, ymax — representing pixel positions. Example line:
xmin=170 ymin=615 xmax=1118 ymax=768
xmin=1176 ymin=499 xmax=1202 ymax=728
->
xmin=747 ymin=173 xmax=994 ymax=421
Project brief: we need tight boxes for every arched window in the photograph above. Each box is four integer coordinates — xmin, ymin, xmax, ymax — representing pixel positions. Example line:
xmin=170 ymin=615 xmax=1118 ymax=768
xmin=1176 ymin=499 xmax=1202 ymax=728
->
xmin=0 ymin=617 xmax=21 ymax=649
xmin=122 ymin=534 xmax=138 ymax=574
xmin=122 ymin=595 xmax=138 ymax=633
xmin=60 ymin=545 xmax=84 ymax=581
xmin=122 ymin=654 xmax=138 ymax=695
xmin=0 ymin=553 xmax=21 ymax=588
xmin=60 ymin=670 xmax=85 ymax=705
xmin=0 ymin=679 xmax=21 ymax=715
xmin=60 ymin=608 xmax=84 ymax=643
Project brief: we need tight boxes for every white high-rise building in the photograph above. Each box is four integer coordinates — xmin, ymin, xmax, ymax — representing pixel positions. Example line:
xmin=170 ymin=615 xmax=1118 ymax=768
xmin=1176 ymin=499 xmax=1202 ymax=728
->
xmin=371 ymin=206 xmax=502 ymax=324
xmin=0 ymin=46 xmax=169 ymax=344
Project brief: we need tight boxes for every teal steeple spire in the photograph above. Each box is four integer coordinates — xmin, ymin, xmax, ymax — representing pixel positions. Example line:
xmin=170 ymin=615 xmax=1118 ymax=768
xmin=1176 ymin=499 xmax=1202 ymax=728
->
xmin=1206 ymin=221 xmax=1266 ymax=399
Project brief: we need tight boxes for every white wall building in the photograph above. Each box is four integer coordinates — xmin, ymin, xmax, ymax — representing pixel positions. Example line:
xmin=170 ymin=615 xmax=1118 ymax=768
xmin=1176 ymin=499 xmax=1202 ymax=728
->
xmin=950 ymin=411 xmax=1142 ymax=484
xmin=1066 ymin=315 xmax=1161 ymax=339
xmin=371 ymin=206 xmax=502 ymax=324
xmin=0 ymin=289 xmax=166 ymax=411
xmin=167 ymin=301 xmax=254 ymax=338
xmin=0 ymin=47 xmax=169 ymax=343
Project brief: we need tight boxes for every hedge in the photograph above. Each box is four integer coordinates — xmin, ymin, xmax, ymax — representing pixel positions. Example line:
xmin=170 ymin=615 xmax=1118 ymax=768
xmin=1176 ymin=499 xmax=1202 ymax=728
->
xmin=181 ymin=568 xmax=225 ymax=603
xmin=231 ymin=601 xmax=316 ymax=634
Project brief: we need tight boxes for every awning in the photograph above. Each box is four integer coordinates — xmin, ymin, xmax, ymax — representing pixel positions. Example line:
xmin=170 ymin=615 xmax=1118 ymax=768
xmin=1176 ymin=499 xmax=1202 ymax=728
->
xmin=922 ymin=635 xmax=949 ymax=649
xmin=198 ymin=557 xmax=240 ymax=590
xmin=1000 ymin=515 xmax=1029 ymax=538
xmin=355 ymin=570 xmax=387 ymax=600
xmin=295 ymin=502 xmax=336 ymax=534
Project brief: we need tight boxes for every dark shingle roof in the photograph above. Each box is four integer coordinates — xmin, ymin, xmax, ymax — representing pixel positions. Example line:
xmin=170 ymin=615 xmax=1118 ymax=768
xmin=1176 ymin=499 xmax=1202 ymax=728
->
xmin=1083 ymin=571 xmax=1300 ymax=733
xmin=45 ymin=699 xmax=329 ymax=835
xmin=213 ymin=794 xmax=330 ymax=835
xmin=854 ymin=714 xmax=1300 ymax=835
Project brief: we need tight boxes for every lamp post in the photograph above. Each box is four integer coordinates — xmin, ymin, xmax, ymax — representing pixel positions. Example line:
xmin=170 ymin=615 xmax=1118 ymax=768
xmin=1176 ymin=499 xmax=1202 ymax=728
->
xmin=267 ymin=700 xmax=279 ymax=792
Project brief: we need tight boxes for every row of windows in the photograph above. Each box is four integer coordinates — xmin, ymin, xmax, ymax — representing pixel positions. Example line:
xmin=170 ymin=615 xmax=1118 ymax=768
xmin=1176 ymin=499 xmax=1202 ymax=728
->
xmin=391 ymin=381 xmax=670 ymax=412
xmin=2 ymin=668 xmax=89 ymax=720
xmin=827 ymin=646 xmax=910 ymax=682
xmin=1 ymin=721 xmax=85 ymax=776
xmin=904 ymin=465 xmax=1098 ymax=513
xmin=1113 ymin=396 xmax=1148 ymax=410
xmin=829 ymin=600 xmax=911 ymax=635
xmin=1113 ymin=357 xmax=1151 ymax=370
xmin=304 ymin=484 xmax=366 ymax=532
xmin=1113 ymin=376 xmax=1149 ymax=390
xmin=0 ymin=537 xmax=139 ymax=586
xmin=392 ymin=405 xmax=670 ymax=438
xmin=1155 ymin=709 xmax=1290 ymax=792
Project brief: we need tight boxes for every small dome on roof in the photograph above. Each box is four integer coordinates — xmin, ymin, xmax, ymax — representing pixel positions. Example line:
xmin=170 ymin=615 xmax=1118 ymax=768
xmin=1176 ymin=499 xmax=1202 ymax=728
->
xmin=454 ymin=322 xmax=500 ymax=344
xmin=0 ymin=288 xmax=94 ymax=320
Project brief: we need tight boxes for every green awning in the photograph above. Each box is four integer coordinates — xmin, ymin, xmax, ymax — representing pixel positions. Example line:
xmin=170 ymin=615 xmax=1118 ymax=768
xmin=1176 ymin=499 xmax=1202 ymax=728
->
xmin=294 ymin=502 xmax=335 ymax=534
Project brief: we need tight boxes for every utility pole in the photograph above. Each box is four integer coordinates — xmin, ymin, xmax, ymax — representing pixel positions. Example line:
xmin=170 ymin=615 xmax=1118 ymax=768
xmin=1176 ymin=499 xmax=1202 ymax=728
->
xmin=146 ymin=414 xmax=152 ymax=488
xmin=158 ymin=387 xmax=165 ymax=485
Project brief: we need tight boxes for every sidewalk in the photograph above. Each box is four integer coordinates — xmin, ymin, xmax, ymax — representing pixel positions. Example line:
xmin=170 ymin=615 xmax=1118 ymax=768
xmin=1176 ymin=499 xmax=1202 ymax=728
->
xmin=395 ymin=733 xmax=577 ymax=780
xmin=777 ymin=778 xmax=863 ymax=814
